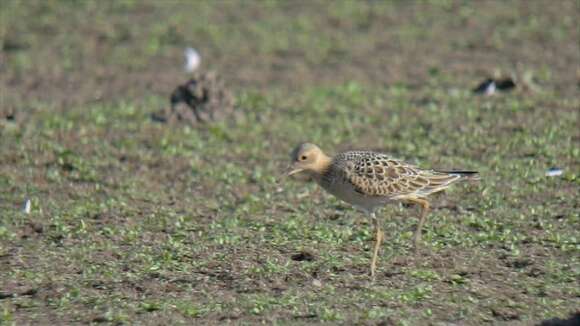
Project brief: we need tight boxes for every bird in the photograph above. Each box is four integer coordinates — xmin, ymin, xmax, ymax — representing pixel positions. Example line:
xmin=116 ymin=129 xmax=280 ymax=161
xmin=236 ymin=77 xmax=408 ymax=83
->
xmin=287 ymin=143 xmax=479 ymax=277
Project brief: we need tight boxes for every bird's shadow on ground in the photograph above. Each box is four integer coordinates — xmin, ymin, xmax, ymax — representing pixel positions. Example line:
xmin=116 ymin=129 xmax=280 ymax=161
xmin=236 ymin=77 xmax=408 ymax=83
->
xmin=538 ymin=312 xmax=580 ymax=326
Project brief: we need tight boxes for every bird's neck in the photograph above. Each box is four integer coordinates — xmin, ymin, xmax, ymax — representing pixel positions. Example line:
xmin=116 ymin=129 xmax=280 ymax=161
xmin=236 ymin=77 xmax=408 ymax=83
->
xmin=310 ymin=154 xmax=332 ymax=181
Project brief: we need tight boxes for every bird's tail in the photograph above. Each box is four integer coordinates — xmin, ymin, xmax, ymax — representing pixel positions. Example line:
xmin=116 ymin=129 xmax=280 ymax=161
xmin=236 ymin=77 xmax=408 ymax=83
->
xmin=438 ymin=170 xmax=480 ymax=181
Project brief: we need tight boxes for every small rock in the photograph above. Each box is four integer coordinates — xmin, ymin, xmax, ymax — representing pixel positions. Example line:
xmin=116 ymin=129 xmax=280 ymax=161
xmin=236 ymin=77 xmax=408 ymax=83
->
xmin=311 ymin=279 xmax=322 ymax=287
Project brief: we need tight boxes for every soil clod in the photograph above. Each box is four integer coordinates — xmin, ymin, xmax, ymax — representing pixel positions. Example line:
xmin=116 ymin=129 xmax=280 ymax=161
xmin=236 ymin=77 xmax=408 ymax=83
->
xmin=163 ymin=72 xmax=235 ymax=124
xmin=291 ymin=251 xmax=315 ymax=262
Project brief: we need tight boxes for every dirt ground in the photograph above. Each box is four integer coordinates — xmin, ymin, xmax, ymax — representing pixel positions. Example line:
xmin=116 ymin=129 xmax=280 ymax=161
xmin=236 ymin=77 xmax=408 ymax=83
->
xmin=1 ymin=1 xmax=579 ymax=325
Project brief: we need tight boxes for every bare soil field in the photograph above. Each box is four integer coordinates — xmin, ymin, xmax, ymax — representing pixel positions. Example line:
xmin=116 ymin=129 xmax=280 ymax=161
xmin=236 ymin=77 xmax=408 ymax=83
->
xmin=1 ymin=1 xmax=578 ymax=325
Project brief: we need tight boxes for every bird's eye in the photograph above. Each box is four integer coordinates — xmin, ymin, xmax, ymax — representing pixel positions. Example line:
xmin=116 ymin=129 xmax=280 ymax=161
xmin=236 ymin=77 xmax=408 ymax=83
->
xmin=301 ymin=155 xmax=308 ymax=161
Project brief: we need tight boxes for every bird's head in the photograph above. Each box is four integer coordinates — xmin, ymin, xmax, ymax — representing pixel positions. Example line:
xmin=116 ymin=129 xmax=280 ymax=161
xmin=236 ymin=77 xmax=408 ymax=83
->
xmin=287 ymin=143 xmax=331 ymax=178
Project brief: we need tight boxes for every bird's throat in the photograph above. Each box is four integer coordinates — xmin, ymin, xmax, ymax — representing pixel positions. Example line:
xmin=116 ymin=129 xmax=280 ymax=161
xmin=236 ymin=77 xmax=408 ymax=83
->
xmin=310 ymin=154 xmax=332 ymax=179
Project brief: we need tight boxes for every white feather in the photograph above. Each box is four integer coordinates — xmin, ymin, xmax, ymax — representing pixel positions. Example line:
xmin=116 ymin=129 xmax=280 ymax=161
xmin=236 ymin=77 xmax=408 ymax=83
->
xmin=184 ymin=47 xmax=201 ymax=73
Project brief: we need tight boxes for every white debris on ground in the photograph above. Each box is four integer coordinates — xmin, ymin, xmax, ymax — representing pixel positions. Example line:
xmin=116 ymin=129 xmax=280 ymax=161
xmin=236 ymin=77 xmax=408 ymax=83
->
xmin=184 ymin=47 xmax=201 ymax=73
xmin=545 ymin=168 xmax=563 ymax=177
xmin=22 ymin=198 xmax=31 ymax=214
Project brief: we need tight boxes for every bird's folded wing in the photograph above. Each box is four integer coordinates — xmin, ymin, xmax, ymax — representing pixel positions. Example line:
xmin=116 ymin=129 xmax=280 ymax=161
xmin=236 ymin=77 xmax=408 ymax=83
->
xmin=338 ymin=154 xmax=459 ymax=198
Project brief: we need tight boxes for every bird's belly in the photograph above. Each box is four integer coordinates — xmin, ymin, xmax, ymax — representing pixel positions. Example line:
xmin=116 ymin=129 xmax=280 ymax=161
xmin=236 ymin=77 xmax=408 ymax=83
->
xmin=321 ymin=182 xmax=389 ymax=212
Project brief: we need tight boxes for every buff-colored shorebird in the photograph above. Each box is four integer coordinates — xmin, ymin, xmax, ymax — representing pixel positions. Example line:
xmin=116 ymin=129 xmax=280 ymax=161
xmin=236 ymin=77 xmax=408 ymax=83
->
xmin=288 ymin=143 xmax=478 ymax=277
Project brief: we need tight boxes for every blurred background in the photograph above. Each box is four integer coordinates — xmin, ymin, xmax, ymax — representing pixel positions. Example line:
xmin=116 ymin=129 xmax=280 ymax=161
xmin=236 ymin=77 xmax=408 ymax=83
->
xmin=1 ymin=1 xmax=578 ymax=107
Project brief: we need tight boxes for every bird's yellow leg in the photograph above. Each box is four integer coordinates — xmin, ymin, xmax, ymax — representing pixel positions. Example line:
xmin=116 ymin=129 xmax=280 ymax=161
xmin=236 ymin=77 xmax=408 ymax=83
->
xmin=408 ymin=198 xmax=430 ymax=251
xmin=370 ymin=212 xmax=384 ymax=277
